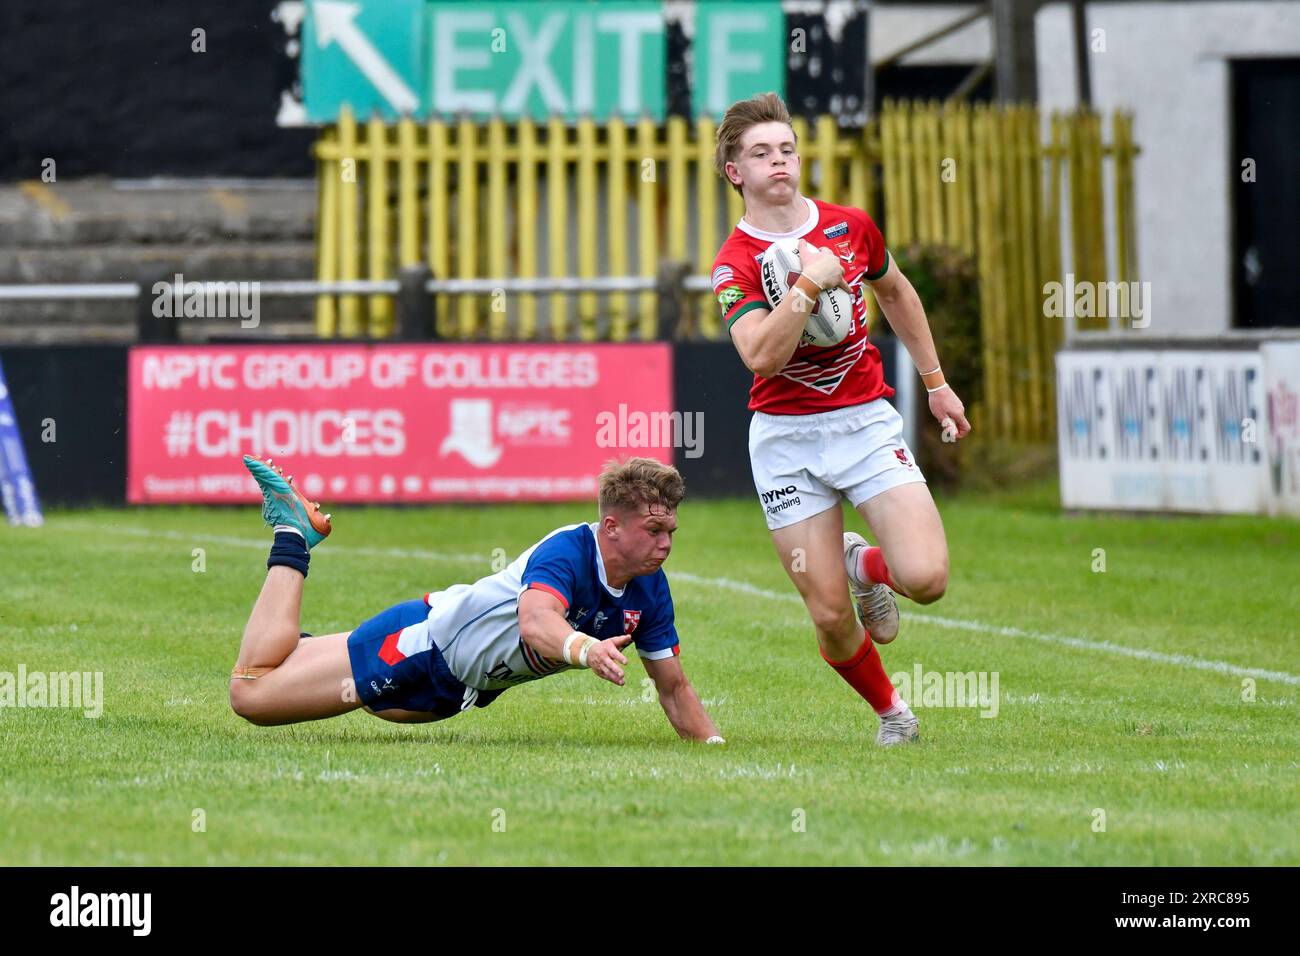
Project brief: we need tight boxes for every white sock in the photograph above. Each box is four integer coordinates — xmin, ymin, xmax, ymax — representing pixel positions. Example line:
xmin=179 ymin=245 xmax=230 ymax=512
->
xmin=844 ymin=542 xmax=867 ymax=587
xmin=880 ymin=700 xmax=912 ymax=720
xmin=273 ymin=524 xmax=305 ymax=539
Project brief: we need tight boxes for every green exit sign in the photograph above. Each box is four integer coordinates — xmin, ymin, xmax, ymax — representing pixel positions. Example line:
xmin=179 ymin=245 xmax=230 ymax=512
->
xmin=301 ymin=0 xmax=785 ymax=123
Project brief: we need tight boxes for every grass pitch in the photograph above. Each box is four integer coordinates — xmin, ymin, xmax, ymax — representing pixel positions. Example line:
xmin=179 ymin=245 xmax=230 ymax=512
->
xmin=1 ymin=479 xmax=1297 ymax=865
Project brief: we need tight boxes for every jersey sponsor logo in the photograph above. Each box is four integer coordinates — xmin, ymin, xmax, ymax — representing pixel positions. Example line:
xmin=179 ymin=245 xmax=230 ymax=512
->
xmin=623 ymin=609 xmax=642 ymax=633
xmin=763 ymin=491 xmax=803 ymax=517
xmin=592 ymin=610 xmax=608 ymax=632
xmin=717 ymin=286 xmax=744 ymax=310
xmin=760 ymin=484 xmax=797 ymax=503
xmin=778 ymin=335 xmax=868 ymax=395
xmin=823 ymin=220 xmax=849 ymax=239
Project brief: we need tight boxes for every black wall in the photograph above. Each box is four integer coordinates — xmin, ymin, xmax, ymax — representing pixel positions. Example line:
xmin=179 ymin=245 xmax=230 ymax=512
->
xmin=0 ymin=347 xmax=128 ymax=506
xmin=0 ymin=1 xmax=314 ymax=181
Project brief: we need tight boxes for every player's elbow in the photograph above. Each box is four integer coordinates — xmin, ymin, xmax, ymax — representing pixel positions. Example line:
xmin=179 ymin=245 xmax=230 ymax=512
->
xmin=748 ymin=345 xmax=790 ymax=380
xmin=734 ymin=327 xmax=783 ymax=378
xmin=753 ymin=337 xmax=800 ymax=378
xmin=735 ymin=341 xmax=773 ymax=378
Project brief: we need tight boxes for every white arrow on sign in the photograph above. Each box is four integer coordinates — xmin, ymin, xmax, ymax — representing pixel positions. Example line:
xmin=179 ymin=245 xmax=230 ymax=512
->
xmin=313 ymin=0 xmax=420 ymax=114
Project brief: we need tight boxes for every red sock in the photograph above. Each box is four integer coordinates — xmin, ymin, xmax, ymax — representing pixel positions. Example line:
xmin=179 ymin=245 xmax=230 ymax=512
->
xmin=860 ymin=546 xmax=903 ymax=595
xmin=821 ymin=636 xmax=902 ymax=715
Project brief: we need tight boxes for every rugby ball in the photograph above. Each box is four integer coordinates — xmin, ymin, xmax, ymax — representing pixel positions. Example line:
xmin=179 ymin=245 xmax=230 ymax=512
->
xmin=759 ymin=237 xmax=854 ymax=348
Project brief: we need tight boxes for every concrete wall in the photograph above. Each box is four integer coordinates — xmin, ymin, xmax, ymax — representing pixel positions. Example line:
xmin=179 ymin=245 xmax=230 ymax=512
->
xmin=1036 ymin=1 xmax=1300 ymax=336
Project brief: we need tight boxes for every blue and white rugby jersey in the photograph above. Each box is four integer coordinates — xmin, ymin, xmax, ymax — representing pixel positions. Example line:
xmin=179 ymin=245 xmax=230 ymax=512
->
xmin=401 ymin=523 xmax=680 ymax=693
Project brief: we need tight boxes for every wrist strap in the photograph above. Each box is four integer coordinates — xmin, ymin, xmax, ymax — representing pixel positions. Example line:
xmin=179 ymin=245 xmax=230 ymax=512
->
xmin=926 ymin=382 xmax=952 ymax=394
xmin=793 ymin=274 xmax=824 ymax=298
xmin=920 ymin=364 xmax=945 ymax=391
xmin=577 ymin=636 xmax=599 ymax=668
xmin=562 ymin=633 xmax=581 ymax=665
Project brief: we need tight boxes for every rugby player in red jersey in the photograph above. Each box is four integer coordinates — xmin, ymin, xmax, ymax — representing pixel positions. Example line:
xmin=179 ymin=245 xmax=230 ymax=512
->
xmin=711 ymin=93 xmax=971 ymax=745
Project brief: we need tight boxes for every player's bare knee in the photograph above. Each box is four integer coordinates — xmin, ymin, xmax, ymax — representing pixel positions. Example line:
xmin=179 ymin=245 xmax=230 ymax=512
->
xmin=229 ymin=676 xmax=270 ymax=725
xmin=809 ymin=600 xmax=855 ymax=637
xmin=906 ymin=565 xmax=948 ymax=604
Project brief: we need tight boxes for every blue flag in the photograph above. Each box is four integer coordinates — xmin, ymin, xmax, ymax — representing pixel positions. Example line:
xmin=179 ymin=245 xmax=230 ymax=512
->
xmin=0 ymin=357 xmax=43 ymax=526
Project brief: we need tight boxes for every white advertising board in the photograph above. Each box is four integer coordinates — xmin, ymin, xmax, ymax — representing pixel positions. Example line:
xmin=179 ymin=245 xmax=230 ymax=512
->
xmin=1057 ymin=349 xmax=1268 ymax=513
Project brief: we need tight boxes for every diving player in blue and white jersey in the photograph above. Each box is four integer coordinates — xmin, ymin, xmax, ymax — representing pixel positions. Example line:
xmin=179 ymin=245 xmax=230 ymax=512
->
xmin=228 ymin=455 xmax=724 ymax=743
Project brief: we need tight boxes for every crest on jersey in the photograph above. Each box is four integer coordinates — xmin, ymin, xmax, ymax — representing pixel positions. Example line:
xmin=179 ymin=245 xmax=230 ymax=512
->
xmin=834 ymin=239 xmax=855 ymax=264
xmin=623 ymin=609 xmax=642 ymax=633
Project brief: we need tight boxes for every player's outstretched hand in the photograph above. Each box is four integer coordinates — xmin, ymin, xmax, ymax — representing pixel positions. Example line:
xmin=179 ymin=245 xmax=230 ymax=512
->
xmin=929 ymin=385 xmax=972 ymax=441
xmin=587 ymin=633 xmax=634 ymax=686
xmin=798 ymin=238 xmax=850 ymax=294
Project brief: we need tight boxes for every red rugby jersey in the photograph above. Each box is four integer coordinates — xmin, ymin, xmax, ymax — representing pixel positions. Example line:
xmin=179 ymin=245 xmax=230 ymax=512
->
xmin=711 ymin=196 xmax=894 ymax=414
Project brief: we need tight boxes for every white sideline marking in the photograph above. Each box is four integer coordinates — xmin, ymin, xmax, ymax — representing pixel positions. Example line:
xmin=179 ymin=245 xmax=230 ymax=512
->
xmin=59 ymin=522 xmax=485 ymax=564
xmin=673 ymin=571 xmax=1300 ymax=687
xmin=52 ymin=521 xmax=1300 ymax=686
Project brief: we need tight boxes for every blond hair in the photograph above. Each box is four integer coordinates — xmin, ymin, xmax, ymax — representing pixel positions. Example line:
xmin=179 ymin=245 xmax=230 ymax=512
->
xmin=714 ymin=92 xmax=795 ymax=196
xmin=598 ymin=457 xmax=685 ymax=516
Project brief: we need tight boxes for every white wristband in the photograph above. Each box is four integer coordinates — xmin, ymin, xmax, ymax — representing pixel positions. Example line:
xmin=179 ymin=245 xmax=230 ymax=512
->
xmin=562 ymin=633 xmax=581 ymax=665
xmin=918 ymin=364 xmax=942 ymax=376
xmin=577 ymin=636 xmax=599 ymax=668
xmin=926 ymin=382 xmax=952 ymax=394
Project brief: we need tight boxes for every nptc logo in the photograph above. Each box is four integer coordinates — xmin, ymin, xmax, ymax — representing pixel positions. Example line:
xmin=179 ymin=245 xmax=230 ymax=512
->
xmin=439 ymin=398 xmax=502 ymax=468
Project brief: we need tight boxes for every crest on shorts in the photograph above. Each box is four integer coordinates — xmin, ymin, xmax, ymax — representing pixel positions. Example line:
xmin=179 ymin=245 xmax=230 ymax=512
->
xmin=894 ymin=448 xmax=913 ymax=469
xmin=623 ymin=609 xmax=642 ymax=633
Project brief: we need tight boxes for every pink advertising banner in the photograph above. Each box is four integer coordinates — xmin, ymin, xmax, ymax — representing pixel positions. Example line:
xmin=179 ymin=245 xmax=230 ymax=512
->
xmin=127 ymin=343 xmax=673 ymax=503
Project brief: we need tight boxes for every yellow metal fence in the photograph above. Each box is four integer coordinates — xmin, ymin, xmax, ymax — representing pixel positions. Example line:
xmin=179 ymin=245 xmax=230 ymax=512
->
xmin=313 ymin=100 xmax=1138 ymax=441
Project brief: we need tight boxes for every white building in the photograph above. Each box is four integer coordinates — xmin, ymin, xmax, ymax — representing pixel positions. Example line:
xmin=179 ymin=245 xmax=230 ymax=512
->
xmin=874 ymin=0 xmax=1300 ymax=336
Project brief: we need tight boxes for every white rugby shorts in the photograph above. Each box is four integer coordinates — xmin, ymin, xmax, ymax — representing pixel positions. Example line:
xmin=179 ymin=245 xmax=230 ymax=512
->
xmin=748 ymin=398 xmax=926 ymax=530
